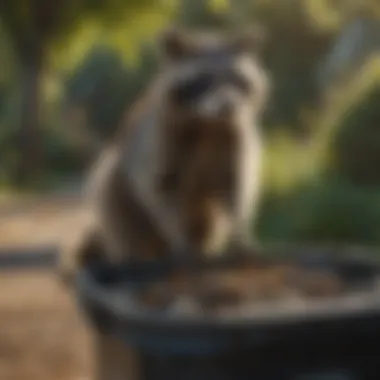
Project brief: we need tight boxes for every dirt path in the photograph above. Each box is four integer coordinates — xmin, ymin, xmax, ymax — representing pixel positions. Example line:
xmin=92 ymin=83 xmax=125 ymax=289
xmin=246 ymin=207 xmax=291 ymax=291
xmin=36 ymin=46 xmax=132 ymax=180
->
xmin=0 ymin=193 xmax=94 ymax=379
xmin=0 ymin=270 xmax=93 ymax=380
xmin=0 ymin=193 xmax=88 ymax=251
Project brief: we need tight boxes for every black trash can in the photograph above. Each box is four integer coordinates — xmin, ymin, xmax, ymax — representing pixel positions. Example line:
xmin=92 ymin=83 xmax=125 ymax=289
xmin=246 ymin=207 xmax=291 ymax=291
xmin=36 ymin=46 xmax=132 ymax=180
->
xmin=76 ymin=246 xmax=380 ymax=380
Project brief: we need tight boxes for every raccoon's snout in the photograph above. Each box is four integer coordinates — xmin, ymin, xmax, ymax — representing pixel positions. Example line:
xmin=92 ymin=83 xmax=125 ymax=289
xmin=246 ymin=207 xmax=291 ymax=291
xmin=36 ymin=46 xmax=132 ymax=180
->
xmin=197 ymin=87 xmax=240 ymax=120
xmin=220 ymin=98 xmax=236 ymax=117
xmin=213 ymin=97 xmax=234 ymax=118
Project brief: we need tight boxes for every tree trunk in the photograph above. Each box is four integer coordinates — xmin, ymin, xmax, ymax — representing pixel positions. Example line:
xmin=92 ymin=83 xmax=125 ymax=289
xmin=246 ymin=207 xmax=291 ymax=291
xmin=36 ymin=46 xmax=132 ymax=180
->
xmin=13 ymin=53 xmax=44 ymax=187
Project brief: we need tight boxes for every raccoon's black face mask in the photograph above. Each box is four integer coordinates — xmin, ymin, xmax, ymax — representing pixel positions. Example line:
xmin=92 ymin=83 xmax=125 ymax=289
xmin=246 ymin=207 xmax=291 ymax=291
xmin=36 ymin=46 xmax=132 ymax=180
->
xmin=170 ymin=69 xmax=251 ymax=109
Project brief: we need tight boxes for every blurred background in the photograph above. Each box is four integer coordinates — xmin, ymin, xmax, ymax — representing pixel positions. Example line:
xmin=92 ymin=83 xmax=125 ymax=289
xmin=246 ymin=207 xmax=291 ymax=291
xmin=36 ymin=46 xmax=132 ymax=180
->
xmin=1 ymin=0 xmax=380 ymax=379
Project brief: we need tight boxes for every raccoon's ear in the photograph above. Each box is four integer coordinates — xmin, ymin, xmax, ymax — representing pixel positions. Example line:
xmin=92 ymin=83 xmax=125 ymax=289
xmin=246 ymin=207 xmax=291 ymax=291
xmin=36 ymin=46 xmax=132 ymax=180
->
xmin=233 ymin=25 xmax=267 ymax=54
xmin=159 ymin=28 xmax=196 ymax=61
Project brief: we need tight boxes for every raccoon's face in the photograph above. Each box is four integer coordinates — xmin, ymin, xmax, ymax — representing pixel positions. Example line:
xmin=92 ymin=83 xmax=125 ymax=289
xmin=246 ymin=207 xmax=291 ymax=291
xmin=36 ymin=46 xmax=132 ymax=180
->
xmin=159 ymin=28 xmax=269 ymax=124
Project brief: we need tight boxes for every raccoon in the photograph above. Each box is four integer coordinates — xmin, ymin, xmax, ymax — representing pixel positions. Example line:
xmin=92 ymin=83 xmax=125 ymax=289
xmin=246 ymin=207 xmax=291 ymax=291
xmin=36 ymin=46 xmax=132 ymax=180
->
xmin=59 ymin=27 xmax=269 ymax=284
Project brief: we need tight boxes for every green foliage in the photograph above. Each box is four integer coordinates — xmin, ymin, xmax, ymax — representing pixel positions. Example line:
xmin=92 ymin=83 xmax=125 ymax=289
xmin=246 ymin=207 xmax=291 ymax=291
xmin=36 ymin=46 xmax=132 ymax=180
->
xmin=64 ymin=43 xmax=158 ymax=139
xmin=0 ymin=84 xmax=81 ymax=185
xmin=42 ymin=126 xmax=84 ymax=177
xmin=0 ymin=86 xmax=22 ymax=184
xmin=0 ymin=0 xmax=176 ymax=186
xmin=0 ymin=0 xmax=174 ymax=53
xmin=330 ymin=86 xmax=380 ymax=186
xmin=176 ymin=0 xmax=231 ymax=28
xmin=258 ymin=179 xmax=380 ymax=245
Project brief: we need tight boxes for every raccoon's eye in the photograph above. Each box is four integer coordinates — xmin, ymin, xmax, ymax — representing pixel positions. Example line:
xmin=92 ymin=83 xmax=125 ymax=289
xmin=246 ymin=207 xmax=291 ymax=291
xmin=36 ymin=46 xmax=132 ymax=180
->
xmin=171 ymin=73 xmax=215 ymax=104
xmin=229 ymin=73 xmax=251 ymax=94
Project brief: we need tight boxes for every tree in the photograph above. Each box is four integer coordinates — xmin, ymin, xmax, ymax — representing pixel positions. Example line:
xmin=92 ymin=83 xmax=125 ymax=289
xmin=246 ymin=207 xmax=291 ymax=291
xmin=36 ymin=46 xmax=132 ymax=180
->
xmin=0 ymin=0 xmax=173 ymax=186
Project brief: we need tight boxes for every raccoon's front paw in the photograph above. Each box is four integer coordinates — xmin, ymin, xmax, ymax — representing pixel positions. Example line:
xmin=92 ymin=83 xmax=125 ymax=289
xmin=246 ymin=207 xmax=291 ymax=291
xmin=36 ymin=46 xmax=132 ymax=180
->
xmin=156 ymin=171 xmax=180 ymax=195
xmin=227 ymin=238 xmax=262 ymax=260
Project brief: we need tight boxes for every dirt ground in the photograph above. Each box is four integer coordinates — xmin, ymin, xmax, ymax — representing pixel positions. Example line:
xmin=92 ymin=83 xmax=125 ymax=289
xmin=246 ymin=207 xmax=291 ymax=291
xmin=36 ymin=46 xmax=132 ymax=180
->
xmin=0 ymin=270 xmax=93 ymax=380
xmin=0 ymin=193 xmax=88 ymax=249
xmin=0 ymin=194 xmax=95 ymax=380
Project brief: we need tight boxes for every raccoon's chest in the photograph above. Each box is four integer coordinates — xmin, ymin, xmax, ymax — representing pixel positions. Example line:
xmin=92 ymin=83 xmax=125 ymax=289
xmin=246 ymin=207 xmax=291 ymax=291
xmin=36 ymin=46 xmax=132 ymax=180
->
xmin=176 ymin=122 xmax=240 ymax=195
xmin=179 ymin=123 xmax=261 ymax=251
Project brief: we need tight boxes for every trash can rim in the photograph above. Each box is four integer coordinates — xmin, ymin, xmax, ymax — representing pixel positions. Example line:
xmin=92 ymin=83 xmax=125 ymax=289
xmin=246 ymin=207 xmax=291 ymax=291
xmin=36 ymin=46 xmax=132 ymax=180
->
xmin=76 ymin=244 xmax=380 ymax=332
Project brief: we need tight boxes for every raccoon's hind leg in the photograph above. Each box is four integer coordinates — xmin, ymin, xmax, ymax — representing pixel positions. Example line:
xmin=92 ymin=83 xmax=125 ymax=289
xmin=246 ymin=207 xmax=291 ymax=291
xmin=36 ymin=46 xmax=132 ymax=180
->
xmin=58 ymin=225 xmax=106 ymax=288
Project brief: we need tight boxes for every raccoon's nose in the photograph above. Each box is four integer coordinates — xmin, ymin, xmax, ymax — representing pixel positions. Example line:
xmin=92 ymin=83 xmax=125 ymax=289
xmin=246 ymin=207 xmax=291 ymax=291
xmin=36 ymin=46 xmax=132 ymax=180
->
xmin=218 ymin=88 xmax=240 ymax=117
xmin=202 ymin=99 xmax=233 ymax=119
xmin=197 ymin=89 xmax=237 ymax=118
